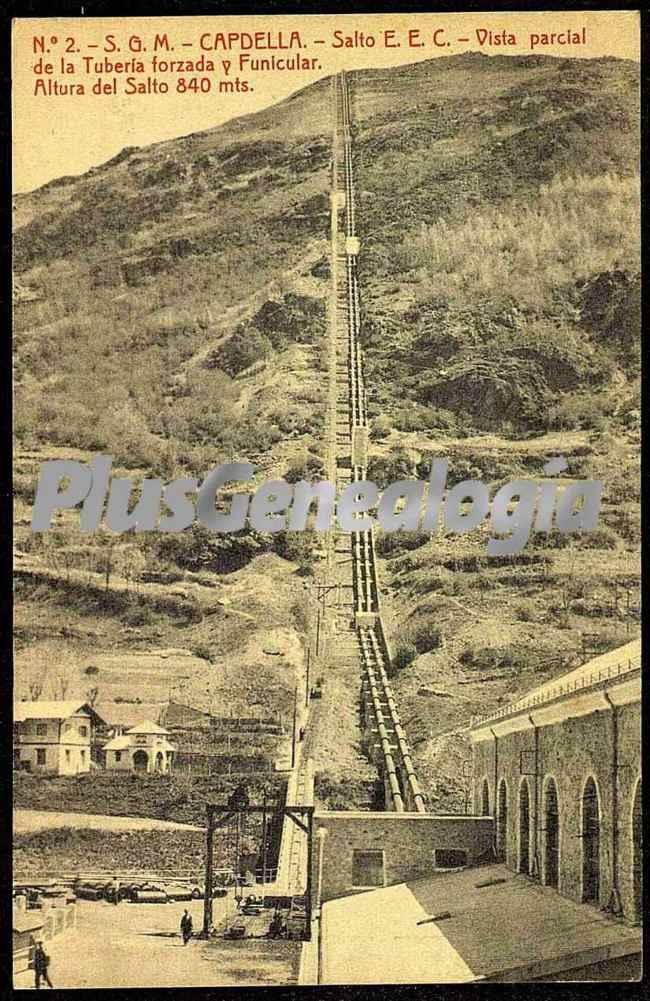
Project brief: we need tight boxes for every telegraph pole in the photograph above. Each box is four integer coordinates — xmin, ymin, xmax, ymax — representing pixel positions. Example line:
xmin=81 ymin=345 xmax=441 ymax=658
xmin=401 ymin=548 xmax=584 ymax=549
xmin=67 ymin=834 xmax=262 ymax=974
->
xmin=291 ymin=684 xmax=298 ymax=769
xmin=202 ymin=808 xmax=214 ymax=938
xmin=305 ymin=647 xmax=311 ymax=707
xmin=261 ymin=789 xmax=268 ymax=898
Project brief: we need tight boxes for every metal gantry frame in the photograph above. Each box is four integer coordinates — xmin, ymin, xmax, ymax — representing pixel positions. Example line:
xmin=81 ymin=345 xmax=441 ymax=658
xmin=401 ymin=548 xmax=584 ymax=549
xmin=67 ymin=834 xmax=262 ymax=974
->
xmin=200 ymin=803 xmax=315 ymax=939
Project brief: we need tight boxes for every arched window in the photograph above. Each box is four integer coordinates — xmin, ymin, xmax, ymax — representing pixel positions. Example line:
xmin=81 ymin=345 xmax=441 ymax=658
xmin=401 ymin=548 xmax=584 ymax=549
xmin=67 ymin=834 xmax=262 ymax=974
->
xmin=496 ymin=780 xmax=507 ymax=862
xmin=481 ymin=778 xmax=490 ymax=816
xmin=632 ymin=778 xmax=642 ymax=924
xmin=519 ymin=779 xmax=530 ymax=874
xmin=544 ymin=777 xmax=560 ymax=888
xmin=582 ymin=777 xmax=600 ymax=904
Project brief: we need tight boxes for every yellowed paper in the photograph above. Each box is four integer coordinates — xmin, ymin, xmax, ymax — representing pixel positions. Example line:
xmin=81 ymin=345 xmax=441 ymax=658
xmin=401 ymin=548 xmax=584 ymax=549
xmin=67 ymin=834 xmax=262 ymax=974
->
xmin=13 ymin=10 xmax=641 ymax=988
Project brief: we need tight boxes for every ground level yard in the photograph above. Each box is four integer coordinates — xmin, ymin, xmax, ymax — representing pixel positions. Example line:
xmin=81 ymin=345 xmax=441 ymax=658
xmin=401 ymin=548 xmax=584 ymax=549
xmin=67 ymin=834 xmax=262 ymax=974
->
xmin=14 ymin=897 xmax=301 ymax=989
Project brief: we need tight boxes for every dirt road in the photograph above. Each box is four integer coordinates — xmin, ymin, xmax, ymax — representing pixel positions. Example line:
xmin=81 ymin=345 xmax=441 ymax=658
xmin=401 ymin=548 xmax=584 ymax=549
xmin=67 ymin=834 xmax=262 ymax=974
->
xmin=14 ymin=898 xmax=300 ymax=988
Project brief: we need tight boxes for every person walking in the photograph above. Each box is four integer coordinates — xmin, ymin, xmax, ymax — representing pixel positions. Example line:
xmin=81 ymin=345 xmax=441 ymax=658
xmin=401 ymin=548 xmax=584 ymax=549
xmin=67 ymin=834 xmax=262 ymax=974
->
xmin=109 ymin=876 xmax=121 ymax=905
xmin=33 ymin=941 xmax=53 ymax=989
xmin=180 ymin=909 xmax=193 ymax=945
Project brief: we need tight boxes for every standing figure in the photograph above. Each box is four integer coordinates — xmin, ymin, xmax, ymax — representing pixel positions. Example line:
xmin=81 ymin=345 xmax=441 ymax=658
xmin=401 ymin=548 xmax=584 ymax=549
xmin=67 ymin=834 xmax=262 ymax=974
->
xmin=109 ymin=876 xmax=121 ymax=905
xmin=180 ymin=909 xmax=193 ymax=945
xmin=33 ymin=941 xmax=53 ymax=989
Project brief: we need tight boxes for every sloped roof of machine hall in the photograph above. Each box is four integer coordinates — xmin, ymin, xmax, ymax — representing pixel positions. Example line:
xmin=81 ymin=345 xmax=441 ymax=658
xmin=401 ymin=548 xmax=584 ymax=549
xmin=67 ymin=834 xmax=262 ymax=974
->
xmin=470 ymin=638 xmax=640 ymax=732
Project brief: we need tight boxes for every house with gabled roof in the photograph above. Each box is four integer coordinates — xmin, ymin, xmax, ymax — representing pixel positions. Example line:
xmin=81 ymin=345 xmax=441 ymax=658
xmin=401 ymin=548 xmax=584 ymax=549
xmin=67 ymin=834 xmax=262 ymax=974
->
xmin=13 ymin=701 xmax=106 ymax=775
xmin=104 ymin=719 xmax=176 ymax=773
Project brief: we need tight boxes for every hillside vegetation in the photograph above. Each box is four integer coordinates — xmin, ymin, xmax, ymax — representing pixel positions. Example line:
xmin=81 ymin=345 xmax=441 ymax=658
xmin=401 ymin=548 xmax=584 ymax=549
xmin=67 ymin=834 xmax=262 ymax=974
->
xmin=13 ymin=81 xmax=335 ymax=742
xmin=348 ymin=54 xmax=640 ymax=809
xmin=13 ymin=54 xmax=640 ymax=815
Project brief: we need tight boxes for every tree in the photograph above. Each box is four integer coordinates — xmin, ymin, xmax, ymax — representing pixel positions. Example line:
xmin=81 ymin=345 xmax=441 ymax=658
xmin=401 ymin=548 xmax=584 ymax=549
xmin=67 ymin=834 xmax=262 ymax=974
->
xmin=121 ymin=545 xmax=146 ymax=591
xmin=51 ymin=660 xmax=78 ymax=700
xmin=94 ymin=534 xmax=119 ymax=590
xmin=85 ymin=686 xmax=100 ymax=708
xmin=27 ymin=676 xmax=44 ymax=700
xmin=22 ymin=652 xmax=49 ymax=700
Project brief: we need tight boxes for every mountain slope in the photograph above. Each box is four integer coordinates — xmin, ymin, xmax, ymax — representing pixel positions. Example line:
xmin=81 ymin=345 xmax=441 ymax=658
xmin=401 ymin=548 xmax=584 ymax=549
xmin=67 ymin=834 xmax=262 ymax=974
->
xmin=13 ymin=77 xmax=336 ymax=742
xmin=346 ymin=54 xmax=640 ymax=809
xmin=13 ymin=54 xmax=640 ymax=810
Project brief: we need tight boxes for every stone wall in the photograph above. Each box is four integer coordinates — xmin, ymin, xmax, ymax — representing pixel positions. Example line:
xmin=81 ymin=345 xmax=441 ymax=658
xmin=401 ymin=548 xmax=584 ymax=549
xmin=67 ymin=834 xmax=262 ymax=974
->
xmin=472 ymin=701 xmax=641 ymax=923
xmin=312 ymin=812 xmax=494 ymax=904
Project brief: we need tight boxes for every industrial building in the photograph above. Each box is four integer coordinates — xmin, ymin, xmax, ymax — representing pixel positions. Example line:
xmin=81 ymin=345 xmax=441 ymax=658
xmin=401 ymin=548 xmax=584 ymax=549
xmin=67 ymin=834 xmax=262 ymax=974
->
xmin=303 ymin=638 xmax=642 ymax=982
xmin=470 ymin=638 xmax=641 ymax=925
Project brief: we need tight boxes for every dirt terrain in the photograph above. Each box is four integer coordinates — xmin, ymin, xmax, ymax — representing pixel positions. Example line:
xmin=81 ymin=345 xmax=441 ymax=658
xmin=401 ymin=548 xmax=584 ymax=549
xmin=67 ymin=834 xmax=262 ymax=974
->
xmin=13 ymin=898 xmax=301 ymax=989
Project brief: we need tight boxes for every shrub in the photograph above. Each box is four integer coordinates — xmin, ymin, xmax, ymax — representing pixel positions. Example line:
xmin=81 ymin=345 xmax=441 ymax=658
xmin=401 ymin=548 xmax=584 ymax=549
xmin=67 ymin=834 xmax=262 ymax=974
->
xmin=574 ymin=526 xmax=619 ymax=550
xmin=366 ymin=448 xmax=415 ymax=490
xmin=459 ymin=645 xmax=518 ymax=672
xmin=370 ymin=414 xmax=392 ymax=440
xmin=284 ymin=453 xmax=324 ymax=484
xmin=547 ymin=392 xmax=610 ymax=432
xmin=375 ymin=530 xmax=429 ymax=557
xmin=251 ymin=293 xmax=324 ymax=348
xmin=121 ymin=603 xmax=156 ymax=628
xmin=516 ymin=601 xmax=537 ymax=622
xmin=393 ymin=174 xmax=640 ymax=307
xmin=212 ymin=326 xmax=272 ymax=377
xmin=410 ymin=621 xmax=443 ymax=654
xmin=272 ymin=531 xmax=316 ymax=572
xmin=391 ymin=642 xmax=417 ymax=673
xmin=394 ymin=405 xmax=457 ymax=434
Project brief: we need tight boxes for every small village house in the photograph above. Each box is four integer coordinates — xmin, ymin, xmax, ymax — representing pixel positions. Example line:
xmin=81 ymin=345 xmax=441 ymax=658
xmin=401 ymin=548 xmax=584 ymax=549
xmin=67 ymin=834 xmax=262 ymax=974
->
xmin=103 ymin=720 xmax=176 ymax=773
xmin=13 ymin=701 xmax=106 ymax=776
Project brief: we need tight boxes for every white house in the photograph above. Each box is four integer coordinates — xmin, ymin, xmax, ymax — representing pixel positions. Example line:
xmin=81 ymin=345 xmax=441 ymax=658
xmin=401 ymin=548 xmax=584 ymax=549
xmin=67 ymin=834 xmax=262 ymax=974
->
xmin=13 ymin=701 xmax=105 ymax=775
xmin=104 ymin=720 xmax=176 ymax=774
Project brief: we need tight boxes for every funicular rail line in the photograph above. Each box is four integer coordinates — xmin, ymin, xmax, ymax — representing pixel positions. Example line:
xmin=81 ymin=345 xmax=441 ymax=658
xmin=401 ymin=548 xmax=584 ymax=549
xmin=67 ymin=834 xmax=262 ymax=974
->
xmin=335 ymin=72 xmax=426 ymax=813
xmin=276 ymin=72 xmax=425 ymax=899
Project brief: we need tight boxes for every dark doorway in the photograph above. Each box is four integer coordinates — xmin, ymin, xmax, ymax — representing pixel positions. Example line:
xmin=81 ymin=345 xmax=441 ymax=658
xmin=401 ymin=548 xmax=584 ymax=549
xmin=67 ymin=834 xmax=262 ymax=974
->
xmin=582 ymin=777 xmax=600 ymax=904
xmin=544 ymin=778 xmax=560 ymax=888
xmin=519 ymin=779 xmax=530 ymax=874
xmin=497 ymin=780 xmax=507 ymax=862
xmin=632 ymin=779 xmax=642 ymax=924
xmin=133 ymin=749 xmax=148 ymax=772
xmin=352 ymin=850 xmax=384 ymax=888
xmin=481 ymin=779 xmax=490 ymax=816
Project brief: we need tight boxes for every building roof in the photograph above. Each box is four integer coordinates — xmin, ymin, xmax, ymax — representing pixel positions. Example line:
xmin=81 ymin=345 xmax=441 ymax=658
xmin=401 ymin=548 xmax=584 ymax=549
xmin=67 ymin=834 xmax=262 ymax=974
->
xmin=321 ymin=864 xmax=642 ymax=984
xmin=103 ymin=735 xmax=132 ymax=751
xmin=95 ymin=702 xmax=165 ymax=729
xmin=126 ymin=720 xmax=170 ymax=735
xmin=13 ymin=910 xmax=45 ymax=933
xmin=471 ymin=638 xmax=640 ymax=731
xmin=161 ymin=701 xmax=213 ymax=728
xmin=103 ymin=734 xmax=176 ymax=753
xmin=13 ymin=701 xmax=105 ymax=725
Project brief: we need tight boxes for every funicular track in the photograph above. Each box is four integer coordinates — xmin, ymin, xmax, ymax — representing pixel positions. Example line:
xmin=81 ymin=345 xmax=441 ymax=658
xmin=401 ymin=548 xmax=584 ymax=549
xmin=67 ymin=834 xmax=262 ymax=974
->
xmin=333 ymin=72 xmax=426 ymax=813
